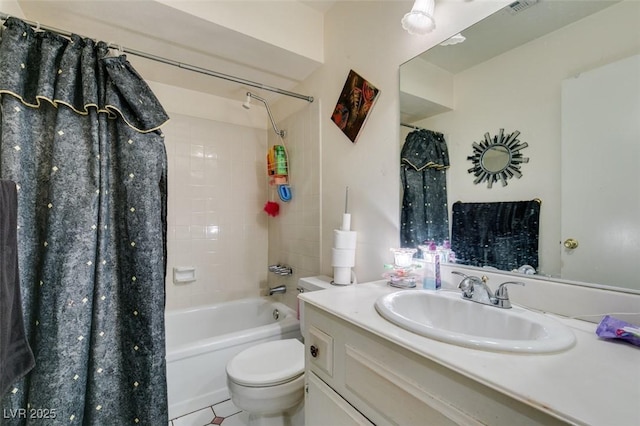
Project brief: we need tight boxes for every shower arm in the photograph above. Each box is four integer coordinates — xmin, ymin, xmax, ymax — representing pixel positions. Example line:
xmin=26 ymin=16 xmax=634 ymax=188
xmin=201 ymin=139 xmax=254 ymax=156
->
xmin=247 ymin=92 xmax=286 ymax=138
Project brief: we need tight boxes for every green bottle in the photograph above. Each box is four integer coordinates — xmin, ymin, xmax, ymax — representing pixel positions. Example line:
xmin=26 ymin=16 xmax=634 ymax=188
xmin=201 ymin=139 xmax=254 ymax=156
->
xmin=275 ymin=145 xmax=288 ymax=176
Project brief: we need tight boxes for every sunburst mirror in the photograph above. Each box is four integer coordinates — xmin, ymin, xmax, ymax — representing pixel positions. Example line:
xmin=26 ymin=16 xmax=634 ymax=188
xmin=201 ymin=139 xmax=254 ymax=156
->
xmin=467 ymin=129 xmax=529 ymax=188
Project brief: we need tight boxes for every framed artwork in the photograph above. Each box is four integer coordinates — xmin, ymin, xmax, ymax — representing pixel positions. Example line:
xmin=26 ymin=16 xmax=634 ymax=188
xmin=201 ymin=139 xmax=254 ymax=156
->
xmin=331 ymin=69 xmax=380 ymax=143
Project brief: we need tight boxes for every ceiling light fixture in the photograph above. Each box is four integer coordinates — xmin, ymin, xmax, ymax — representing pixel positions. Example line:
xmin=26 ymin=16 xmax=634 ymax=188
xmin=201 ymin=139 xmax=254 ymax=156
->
xmin=401 ymin=0 xmax=436 ymax=36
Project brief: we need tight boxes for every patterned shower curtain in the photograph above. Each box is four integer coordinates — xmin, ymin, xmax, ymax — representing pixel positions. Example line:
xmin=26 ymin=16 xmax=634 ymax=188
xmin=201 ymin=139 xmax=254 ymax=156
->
xmin=0 ymin=18 xmax=169 ymax=425
xmin=400 ymin=128 xmax=450 ymax=248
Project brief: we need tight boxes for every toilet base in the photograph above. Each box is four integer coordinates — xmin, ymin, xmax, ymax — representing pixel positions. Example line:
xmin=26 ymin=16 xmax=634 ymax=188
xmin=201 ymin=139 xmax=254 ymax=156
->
xmin=246 ymin=400 xmax=304 ymax=426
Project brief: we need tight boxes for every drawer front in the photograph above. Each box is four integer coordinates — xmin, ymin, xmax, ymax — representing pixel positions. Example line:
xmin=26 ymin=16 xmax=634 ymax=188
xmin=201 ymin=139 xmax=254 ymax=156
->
xmin=308 ymin=326 xmax=334 ymax=376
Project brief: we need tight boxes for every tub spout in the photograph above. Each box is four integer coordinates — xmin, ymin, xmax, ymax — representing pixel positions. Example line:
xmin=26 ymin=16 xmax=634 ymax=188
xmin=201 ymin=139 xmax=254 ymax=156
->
xmin=268 ymin=285 xmax=286 ymax=296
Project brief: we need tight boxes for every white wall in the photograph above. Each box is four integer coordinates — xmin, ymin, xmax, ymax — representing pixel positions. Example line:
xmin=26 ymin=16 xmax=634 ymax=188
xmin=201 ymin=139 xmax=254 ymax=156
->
xmin=278 ymin=0 xmax=510 ymax=284
xmin=149 ymin=82 xmax=270 ymax=310
xmin=0 ymin=0 xmax=23 ymax=17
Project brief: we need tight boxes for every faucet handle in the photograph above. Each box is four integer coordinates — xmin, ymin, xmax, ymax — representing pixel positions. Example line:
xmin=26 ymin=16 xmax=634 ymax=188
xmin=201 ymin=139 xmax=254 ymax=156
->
xmin=494 ymin=281 xmax=525 ymax=308
xmin=269 ymin=264 xmax=293 ymax=276
xmin=451 ymin=271 xmax=468 ymax=279
xmin=452 ymin=271 xmax=476 ymax=298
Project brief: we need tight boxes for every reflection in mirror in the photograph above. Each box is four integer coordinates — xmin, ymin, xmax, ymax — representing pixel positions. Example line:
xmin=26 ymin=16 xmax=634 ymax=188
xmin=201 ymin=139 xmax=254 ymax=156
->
xmin=467 ymin=129 xmax=529 ymax=187
xmin=399 ymin=0 xmax=640 ymax=293
xmin=400 ymin=127 xmax=449 ymax=249
xmin=451 ymin=199 xmax=541 ymax=272
xmin=482 ymin=146 xmax=510 ymax=173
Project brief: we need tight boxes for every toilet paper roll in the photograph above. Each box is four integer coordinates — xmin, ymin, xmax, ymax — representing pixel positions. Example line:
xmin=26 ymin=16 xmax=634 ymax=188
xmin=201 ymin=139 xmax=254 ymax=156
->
xmin=333 ymin=267 xmax=352 ymax=285
xmin=333 ymin=230 xmax=357 ymax=249
xmin=331 ymin=248 xmax=356 ymax=267
xmin=341 ymin=213 xmax=351 ymax=231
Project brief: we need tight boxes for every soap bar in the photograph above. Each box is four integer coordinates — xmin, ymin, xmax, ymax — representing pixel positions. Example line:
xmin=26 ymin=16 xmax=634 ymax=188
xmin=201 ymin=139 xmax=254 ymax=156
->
xmin=596 ymin=315 xmax=640 ymax=347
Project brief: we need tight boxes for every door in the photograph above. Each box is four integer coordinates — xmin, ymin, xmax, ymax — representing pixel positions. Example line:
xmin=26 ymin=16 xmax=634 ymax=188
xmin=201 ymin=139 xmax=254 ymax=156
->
xmin=560 ymin=54 xmax=640 ymax=289
xmin=305 ymin=372 xmax=374 ymax=426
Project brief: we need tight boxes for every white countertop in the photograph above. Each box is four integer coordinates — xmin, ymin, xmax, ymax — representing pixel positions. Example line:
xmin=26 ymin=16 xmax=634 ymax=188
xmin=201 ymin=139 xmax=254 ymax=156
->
xmin=299 ymin=281 xmax=640 ymax=426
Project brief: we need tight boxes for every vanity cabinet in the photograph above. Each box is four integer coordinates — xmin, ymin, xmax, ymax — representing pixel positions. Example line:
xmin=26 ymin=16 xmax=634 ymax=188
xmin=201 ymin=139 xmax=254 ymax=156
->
xmin=303 ymin=303 xmax=568 ymax=426
xmin=305 ymin=372 xmax=373 ymax=426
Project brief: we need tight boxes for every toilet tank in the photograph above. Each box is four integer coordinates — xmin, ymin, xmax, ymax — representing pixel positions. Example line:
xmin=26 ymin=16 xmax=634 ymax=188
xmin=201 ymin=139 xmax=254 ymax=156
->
xmin=297 ymin=275 xmax=334 ymax=293
xmin=297 ymin=276 xmax=335 ymax=340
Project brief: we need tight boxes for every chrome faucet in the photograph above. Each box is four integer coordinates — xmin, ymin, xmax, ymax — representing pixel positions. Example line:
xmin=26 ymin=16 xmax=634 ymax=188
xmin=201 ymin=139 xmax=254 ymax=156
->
xmin=268 ymin=285 xmax=287 ymax=296
xmin=451 ymin=271 xmax=524 ymax=309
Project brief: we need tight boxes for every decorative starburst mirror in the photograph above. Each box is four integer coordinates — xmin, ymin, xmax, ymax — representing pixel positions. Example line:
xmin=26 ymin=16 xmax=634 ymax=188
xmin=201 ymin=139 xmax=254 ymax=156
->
xmin=467 ymin=129 xmax=529 ymax=188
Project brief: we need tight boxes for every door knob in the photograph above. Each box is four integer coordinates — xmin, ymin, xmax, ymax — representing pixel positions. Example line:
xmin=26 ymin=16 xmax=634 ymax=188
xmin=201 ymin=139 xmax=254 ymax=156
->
xmin=563 ymin=238 xmax=579 ymax=249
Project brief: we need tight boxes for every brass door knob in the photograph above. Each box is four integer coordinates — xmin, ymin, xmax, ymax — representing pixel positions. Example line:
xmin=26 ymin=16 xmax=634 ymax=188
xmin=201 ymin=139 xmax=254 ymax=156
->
xmin=563 ymin=238 xmax=579 ymax=249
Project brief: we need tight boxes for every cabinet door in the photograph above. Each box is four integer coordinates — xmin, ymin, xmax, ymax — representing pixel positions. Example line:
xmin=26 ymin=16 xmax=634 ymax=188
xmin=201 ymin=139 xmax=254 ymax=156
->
xmin=305 ymin=372 xmax=373 ymax=426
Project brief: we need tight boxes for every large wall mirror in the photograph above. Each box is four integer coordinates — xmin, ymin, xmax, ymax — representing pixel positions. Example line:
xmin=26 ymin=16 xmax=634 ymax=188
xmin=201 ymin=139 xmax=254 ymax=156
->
xmin=399 ymin=0 xmax=640 ymax=293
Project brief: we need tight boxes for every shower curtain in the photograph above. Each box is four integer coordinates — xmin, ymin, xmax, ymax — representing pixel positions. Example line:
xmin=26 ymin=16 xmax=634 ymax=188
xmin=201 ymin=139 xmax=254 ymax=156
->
xmin=400 ymin=128 xmax=450 ymax=248
xmin=0 ymin=18 xmax=169 ymax=425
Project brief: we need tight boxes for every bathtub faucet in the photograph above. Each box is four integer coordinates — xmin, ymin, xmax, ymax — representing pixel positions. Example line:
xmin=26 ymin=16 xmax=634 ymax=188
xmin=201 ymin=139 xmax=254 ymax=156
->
xmin=268 ymin=285 xmax=287 ymax=296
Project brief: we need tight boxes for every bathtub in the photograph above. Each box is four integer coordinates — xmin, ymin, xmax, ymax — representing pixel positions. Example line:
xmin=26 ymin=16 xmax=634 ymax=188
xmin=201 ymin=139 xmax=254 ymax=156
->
xmin=165 ymin=297 xmax=301 ymax=419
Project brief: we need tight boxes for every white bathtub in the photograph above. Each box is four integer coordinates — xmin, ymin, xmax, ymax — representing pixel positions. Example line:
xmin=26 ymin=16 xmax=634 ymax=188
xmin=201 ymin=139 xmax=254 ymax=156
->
xmin=165 ymin=297 xmax=301 ymax=419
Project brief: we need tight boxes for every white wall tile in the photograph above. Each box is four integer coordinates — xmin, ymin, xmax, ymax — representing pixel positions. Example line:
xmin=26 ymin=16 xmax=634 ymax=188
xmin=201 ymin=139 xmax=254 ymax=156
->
xmin=165 ymin=112 xmax=268 ymax=311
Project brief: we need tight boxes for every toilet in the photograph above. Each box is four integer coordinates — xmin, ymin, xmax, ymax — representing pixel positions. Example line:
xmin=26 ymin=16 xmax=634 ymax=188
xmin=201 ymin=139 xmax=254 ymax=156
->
xmin=226 ymin=276 xmax=334 ymax=426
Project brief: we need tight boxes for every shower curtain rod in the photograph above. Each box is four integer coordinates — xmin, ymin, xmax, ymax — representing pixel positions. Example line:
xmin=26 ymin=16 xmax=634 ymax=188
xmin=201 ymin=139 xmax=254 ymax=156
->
xmin=0 ymin=12 xmax=315 ymax=103
xmin=401 ymin=122 xmax=424 ymax=130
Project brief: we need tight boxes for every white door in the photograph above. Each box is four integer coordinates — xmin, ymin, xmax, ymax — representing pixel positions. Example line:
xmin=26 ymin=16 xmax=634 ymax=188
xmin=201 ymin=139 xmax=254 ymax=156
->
xmin=560 ymin=54 xmax=640 ymax=289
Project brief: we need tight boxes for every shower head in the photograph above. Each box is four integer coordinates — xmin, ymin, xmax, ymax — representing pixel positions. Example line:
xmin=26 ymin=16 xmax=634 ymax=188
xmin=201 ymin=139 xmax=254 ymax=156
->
xmin=242 ymin=93 xmax=251 ymax=110
xmin=243 ymin=92 xmax=286 ymax=138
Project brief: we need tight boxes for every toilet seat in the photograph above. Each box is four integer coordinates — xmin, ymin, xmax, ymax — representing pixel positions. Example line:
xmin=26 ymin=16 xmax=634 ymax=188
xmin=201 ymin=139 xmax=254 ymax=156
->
xmin=227 ymin=339 xmax=304 ymax=387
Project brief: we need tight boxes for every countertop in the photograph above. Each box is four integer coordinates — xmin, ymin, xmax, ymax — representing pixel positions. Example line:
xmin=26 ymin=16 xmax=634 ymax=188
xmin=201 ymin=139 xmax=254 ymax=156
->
xmin=299 ymin=281 xmax=640 ymax=426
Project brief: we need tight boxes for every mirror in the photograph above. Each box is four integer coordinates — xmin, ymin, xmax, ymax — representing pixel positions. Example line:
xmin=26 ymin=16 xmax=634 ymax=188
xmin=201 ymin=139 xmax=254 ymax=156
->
xmin=399 ymin=0 xmax=640 ymax=293
xmin=482 ymin=146 xmax=510 ymax=173
xmin=467 ymin=129 xmax=529 ymax=187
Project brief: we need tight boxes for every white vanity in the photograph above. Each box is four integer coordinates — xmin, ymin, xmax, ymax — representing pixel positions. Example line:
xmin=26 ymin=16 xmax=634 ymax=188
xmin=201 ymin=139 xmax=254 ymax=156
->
xmin=299 ymin=280 xmax=640 ymax=426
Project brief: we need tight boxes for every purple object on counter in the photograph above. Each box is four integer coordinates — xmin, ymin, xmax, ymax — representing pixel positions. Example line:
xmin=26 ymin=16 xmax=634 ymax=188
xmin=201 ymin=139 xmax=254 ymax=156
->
xmin=596 ymin=315 xmax=640 ymax=347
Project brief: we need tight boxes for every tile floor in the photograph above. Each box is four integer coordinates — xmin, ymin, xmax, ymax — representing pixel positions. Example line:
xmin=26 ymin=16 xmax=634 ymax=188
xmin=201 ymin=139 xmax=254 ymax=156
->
xmin=169 ymin=399 xmax=249 ymax=426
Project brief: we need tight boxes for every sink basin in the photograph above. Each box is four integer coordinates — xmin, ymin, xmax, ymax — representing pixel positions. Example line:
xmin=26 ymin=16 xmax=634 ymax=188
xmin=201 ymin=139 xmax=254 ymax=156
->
xmin=375 ymin=290 xmax=576 ymax=353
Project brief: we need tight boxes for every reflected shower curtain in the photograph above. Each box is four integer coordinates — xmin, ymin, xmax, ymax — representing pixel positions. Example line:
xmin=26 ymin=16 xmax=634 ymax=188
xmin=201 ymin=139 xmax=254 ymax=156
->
xmin=400 ymin=129 xmax=450 ymax=248
xmin=0 ymin=18 xmax=169 ymax=424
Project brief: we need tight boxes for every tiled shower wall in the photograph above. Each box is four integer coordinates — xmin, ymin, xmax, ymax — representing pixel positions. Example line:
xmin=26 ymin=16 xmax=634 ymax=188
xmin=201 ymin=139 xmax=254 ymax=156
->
xmin=267 ymin=101 xmax=322 ymax=309
xmin=163 ymin=113 xmax=269 ymax=310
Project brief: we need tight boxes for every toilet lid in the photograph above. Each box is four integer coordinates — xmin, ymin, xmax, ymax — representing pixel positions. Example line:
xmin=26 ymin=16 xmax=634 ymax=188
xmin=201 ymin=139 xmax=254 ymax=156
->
xmin=226 ymin=339 xmax=304 ymax=387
